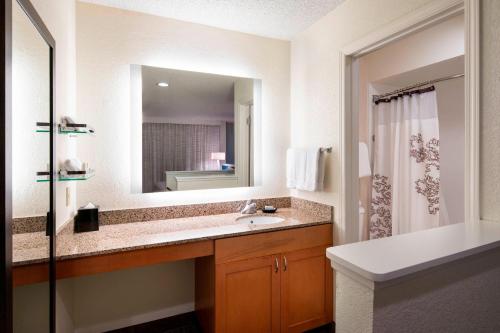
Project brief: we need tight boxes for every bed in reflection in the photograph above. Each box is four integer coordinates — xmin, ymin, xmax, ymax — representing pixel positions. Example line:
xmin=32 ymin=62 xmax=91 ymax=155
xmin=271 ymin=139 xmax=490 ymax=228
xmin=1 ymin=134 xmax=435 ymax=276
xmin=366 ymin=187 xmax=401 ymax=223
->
xmin=164 ymin=170 xmax=238 ymax=191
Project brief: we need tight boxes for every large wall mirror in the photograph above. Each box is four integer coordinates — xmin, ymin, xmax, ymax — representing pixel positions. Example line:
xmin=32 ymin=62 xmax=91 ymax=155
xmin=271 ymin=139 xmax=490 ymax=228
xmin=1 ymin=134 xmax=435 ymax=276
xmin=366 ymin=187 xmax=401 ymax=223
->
xmin=11 ymin=0 xmax=55 ymax=332
xmin=131 ymin=65 xmax=261 ymax=193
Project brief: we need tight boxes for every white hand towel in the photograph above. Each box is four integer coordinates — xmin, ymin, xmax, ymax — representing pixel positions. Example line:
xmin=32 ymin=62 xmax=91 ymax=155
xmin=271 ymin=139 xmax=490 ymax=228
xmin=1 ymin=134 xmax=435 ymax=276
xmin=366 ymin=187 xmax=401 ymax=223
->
xmin=286 ymin=148 xmax=308 ymax=189
xmin=297 ymin=148 xmax=321 ymax=191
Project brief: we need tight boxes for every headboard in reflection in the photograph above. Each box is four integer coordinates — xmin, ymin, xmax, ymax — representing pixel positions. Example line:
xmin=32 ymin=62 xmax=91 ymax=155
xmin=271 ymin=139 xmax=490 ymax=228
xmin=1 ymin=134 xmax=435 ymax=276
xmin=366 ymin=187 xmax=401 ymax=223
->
xmin=136 ymin=66 xmax=260 ymax=193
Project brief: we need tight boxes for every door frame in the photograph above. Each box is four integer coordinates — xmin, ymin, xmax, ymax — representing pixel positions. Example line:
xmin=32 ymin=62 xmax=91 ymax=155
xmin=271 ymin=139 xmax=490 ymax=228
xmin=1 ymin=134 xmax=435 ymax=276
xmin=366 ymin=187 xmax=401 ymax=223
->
xmin=338 ymin=0 xmax=480 ymax=244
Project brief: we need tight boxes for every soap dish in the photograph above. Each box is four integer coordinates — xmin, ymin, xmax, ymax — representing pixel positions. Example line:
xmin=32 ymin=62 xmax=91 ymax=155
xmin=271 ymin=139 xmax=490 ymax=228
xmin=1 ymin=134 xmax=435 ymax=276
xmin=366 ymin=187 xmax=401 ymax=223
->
xmin=262 ymin=208 xmax=278 ymax=214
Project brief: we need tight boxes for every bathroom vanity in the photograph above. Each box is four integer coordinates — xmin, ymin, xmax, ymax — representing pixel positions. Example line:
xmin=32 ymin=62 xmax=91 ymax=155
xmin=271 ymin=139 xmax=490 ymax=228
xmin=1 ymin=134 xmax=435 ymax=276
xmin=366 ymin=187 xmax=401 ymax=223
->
xmin=13 ymin=201 xmax=333 ymax=332
xmin=210 ymin=223 xmax=332 ymax=333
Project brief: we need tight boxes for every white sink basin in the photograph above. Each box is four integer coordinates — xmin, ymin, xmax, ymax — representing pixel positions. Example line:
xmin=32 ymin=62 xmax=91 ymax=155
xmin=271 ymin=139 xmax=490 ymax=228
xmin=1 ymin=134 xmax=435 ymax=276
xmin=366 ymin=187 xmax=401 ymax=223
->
xmin=236 ymin=215 xmax=285 ymax=225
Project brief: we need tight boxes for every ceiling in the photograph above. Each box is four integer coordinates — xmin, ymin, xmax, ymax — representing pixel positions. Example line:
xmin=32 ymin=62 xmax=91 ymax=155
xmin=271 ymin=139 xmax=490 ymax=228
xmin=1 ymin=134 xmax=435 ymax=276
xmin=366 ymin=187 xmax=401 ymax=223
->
xmin=79 ymin=0 xmax=345 ymax=40
xmin=142 ymin=66 xmax=248 ymax=122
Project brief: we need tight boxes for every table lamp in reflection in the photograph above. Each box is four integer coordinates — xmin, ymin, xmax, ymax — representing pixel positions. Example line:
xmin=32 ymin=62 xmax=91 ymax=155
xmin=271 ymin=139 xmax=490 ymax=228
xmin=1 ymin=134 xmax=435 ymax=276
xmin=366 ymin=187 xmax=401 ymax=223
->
xmin=211 ymin=152 xmax=226 ymax=170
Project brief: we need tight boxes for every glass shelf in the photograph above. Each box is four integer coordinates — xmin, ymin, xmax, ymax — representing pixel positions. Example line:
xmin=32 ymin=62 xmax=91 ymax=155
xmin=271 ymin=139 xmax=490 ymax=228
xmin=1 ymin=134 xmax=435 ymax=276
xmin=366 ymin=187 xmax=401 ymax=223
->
xmin=36 ymin=171 xmax=51 ymax=182
xmin=35 ymin=122 xmax=95 ymax=136
xmin=59 ymin=125 xmax=95 ymax=136
xmin=36 ymin=170 xmax=95 ymax=182
xmin=59 ymin=171 xmax=95 ymax=181
xmin=36 ymin=122 xmax=50 ymax=133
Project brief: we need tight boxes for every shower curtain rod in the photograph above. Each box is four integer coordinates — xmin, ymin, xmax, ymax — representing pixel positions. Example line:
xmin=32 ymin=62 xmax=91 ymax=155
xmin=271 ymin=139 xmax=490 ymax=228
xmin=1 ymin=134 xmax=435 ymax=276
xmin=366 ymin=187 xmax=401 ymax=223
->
xmin=372 ymin=73 xmax=464 ymax=102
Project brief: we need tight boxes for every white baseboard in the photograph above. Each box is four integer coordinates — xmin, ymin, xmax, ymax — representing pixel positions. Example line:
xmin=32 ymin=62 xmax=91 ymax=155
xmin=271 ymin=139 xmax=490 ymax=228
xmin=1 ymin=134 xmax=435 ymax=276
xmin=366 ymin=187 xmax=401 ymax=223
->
xmin=74 ymin=302 xmax=195 ymax=333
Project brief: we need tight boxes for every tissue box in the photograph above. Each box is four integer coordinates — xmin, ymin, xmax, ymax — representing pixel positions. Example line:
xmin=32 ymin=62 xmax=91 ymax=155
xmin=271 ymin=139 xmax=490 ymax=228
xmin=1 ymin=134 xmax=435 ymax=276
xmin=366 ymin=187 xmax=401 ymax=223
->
xmin=74 ymin=205 xmax=99 ymax=233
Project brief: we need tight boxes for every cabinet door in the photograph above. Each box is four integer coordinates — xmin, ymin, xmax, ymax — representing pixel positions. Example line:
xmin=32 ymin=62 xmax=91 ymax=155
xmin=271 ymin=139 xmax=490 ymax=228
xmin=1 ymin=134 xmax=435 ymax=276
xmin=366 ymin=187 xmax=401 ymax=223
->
xmin=281 ymin=246 xmax=333 ymax=333
xmin=215 ymin=254 xmax=281 ymax=333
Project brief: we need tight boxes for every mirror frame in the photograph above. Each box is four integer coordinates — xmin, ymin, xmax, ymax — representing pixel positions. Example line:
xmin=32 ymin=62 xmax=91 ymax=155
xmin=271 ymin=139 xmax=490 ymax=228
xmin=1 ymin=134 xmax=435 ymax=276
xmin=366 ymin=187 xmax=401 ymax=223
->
xmin=1 ymin=0 xmax=13 ymax=331
xmin=1 ymin=0 xmax=56 ymax=331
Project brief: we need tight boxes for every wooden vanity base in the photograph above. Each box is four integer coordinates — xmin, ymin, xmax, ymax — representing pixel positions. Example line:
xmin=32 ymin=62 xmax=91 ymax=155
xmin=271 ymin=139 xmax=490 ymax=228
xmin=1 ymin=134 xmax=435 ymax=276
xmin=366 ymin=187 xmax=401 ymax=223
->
xmin=13 ymin=240 xmax=213 ymax=286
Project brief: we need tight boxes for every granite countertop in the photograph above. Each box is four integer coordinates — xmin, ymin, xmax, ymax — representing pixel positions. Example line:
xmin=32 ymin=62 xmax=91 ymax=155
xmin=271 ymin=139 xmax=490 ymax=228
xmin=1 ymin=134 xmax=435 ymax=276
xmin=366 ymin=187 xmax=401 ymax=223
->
xmin=14 ymin=208 xmax=331 ymax=266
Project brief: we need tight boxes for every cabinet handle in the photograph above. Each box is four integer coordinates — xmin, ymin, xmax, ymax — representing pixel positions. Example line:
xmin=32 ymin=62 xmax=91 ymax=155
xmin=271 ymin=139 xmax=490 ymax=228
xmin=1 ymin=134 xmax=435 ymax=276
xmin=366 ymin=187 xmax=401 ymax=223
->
xmin=283 ymin=256 xmax=287 ymax=272
xmin=274 ymin=257 xmax=279 ymax=273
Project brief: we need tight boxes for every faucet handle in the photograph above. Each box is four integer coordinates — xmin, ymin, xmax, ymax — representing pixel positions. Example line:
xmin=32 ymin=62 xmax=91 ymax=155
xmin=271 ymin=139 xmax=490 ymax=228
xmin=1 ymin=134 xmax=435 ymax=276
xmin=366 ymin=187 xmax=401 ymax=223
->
xmin=239 ymin=199 xmax=253 ymax=210
xmin=240 ymin=200 xmax=257 ymax=214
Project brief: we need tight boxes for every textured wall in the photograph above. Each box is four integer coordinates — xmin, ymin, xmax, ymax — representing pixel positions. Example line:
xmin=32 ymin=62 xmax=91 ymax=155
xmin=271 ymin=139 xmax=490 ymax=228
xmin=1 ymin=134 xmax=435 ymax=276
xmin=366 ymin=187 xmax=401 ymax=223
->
xmin=334 ymin=247 xmax=500 ymax=333
xmin=75 ymin=2 xmax=290 ymax=211
xmin=335 ymin=272 xmax=374 ymax=333
xmin=289 ymin=0 xmax=435 ymax=219
xmin=480 ymin=0 xmax=500 ymax=221
xmin=373 ymin=247 xmax=500 ymax=333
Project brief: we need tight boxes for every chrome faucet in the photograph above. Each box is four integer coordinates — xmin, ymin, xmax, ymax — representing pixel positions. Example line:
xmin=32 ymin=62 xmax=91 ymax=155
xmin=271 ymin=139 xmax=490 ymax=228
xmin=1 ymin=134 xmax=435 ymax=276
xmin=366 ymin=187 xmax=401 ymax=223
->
xmin=240 ymin=199 xmax=257 ymax=214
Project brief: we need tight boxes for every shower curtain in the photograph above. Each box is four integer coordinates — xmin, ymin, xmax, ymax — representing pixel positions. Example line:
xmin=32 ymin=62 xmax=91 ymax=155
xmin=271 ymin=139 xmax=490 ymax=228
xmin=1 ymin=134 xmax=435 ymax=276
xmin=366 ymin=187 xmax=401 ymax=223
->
xmin=369 ymin=86 xmax=441 ymax=239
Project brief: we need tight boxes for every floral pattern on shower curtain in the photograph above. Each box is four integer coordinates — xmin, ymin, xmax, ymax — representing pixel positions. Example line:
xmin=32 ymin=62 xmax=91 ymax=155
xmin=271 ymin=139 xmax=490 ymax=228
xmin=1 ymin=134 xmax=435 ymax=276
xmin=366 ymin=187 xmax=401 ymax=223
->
xmin=369 ymin=87 xmax=441 ymax=239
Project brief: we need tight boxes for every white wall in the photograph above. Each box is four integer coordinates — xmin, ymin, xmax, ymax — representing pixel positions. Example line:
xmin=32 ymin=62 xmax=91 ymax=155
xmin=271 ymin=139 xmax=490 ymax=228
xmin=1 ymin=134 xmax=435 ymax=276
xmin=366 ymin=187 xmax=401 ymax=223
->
xmin=290 ymin=0 xmax=437 ymax=221
xmin=75 ymin=2 xmax=290 ymax=211
xmin=30 ymin=0 xmax=77 ymax=231
xmin=358 ymin=14 xmax=464 ymax=144
xmin=72 ymin=262 xmax=194 ymax=333
xmin=435 ymin=77 xmax=465 ymax=224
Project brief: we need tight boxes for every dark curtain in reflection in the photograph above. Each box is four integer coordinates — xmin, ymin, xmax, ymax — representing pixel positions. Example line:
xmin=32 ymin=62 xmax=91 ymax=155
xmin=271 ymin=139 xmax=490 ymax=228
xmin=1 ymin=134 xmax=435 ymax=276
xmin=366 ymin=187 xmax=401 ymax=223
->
xmin=142 ymin=123 xmax=221 ymax=192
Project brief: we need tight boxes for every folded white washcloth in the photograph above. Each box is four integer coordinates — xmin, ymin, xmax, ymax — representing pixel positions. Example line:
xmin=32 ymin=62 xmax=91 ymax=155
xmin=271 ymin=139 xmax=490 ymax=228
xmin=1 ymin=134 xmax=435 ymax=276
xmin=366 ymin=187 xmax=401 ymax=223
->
xmin=64 ymin=158 xmax=83 ymax=172
xmin=62 ymin=116 xmax=76 ymax=124
xmin=82 ymin=202 xmax=96 ymax=209
xmin=287 ymin=148 xmax=307 ymax=189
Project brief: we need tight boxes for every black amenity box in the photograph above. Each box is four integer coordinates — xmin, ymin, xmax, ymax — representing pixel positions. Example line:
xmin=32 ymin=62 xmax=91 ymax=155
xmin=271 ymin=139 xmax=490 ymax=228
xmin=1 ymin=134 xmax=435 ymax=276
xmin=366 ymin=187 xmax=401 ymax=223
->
xmin=74 ymin=204 xmax=99 ymax=233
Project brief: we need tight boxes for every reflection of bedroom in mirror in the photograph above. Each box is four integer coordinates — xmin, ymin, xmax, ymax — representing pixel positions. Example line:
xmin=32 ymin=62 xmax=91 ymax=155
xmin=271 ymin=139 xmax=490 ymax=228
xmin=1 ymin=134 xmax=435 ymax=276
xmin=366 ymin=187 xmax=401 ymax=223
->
xmin=137 ymin=66 xmax=260 ymax=193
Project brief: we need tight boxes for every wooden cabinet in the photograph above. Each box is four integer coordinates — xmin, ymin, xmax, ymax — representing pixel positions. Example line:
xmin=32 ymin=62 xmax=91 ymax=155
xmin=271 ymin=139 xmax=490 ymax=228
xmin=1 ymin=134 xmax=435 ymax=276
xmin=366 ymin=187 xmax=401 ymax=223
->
xmin=215 ymin=255 xmax=281 ymax=333
xmin=281 ymin=246 xmax=333 ymax=333
xmin=200 ymin=224 xmax=333 ymax=333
